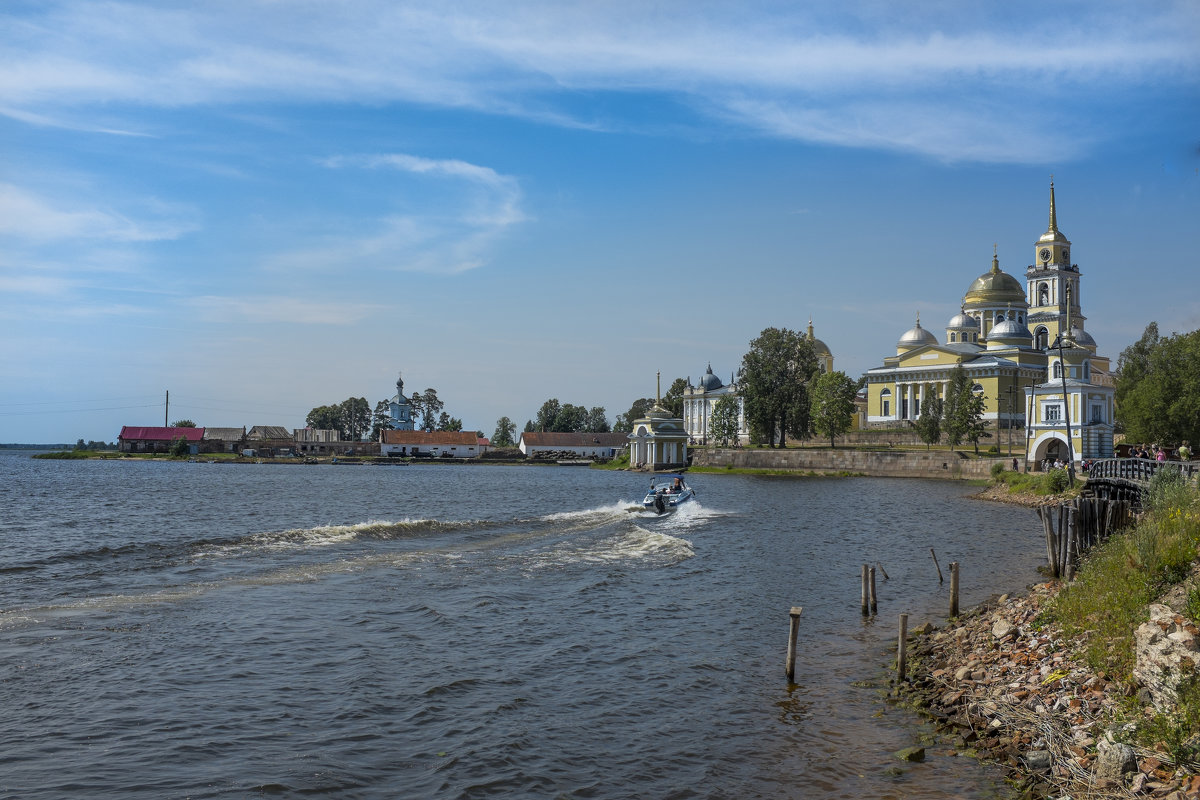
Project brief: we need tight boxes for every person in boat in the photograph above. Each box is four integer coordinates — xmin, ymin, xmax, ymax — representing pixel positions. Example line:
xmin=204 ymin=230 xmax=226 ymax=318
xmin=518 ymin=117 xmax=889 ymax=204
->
xmin=672 ymin=476 xmax=686 ymax=493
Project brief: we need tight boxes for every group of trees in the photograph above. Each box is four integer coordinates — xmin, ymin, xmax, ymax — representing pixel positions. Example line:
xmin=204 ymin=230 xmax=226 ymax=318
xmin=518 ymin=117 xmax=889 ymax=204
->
xmin=914 ymin=365 xmax=988 ymax=452
xmin=524 ymin=400 xmax=611 ymax=435
xmin=308 ymin=388 xmax=463 ymax=442
xmin=1116 ymin=323 xmax=1200 ymax=446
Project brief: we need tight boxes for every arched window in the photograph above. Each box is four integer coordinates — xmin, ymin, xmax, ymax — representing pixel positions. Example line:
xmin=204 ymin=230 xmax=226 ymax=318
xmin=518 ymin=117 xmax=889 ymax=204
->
xmin=1053 ymin=361 xmax=1062 ymax=379
xmin=1035 ymin=327 xmax=1049 ymax=350
xmin=1038 ymin=283 xmax=1049 ymax=305
xmin=880 ymin=388 xmax=892 ymax=417
xmin=949 ymin=332 xmax=956 ymax=342
xmin=1083 ymin=362 xmax=1090 ymax=381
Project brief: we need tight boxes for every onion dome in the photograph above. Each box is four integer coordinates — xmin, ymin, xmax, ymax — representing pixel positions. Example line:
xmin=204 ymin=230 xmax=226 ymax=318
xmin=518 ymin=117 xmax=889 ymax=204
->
xmin=898 ymin=314 xmax=938 ymax=348
xmin=805 ymin=319 xmax=832 ymax=357
xmin=964 ymin=250 xmax=1026 ymax=308
xmin=698 ymin=364 xmax=724 ymax=391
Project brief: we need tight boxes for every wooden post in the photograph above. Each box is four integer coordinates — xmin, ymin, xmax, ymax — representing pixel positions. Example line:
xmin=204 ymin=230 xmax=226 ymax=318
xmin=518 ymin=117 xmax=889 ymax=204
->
xmin=869 ymin=566 xmax=878 ymax=615
xmin=897 ymin=613 xmax=909 ymax=683
xmin=930 ymin=548 xmax=943 ymax=583
xmin=876 ymin=562 xmax=890 ymax=581
xmin=786 ymin=606 xmax=803 ymax=682
xmin=949 ymin=561 xmax=960 ymax=618
xmin=861 ymin=564 xmax=869 ymax=616
xmin=1065 ymin=507 xmax=1077 ymax=582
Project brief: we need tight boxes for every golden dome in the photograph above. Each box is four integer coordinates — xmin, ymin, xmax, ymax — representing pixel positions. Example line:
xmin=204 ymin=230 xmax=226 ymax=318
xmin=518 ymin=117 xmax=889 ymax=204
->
xmin=805 ymin=319 xmax=832 ymax=357
xmin=964 ymin=251 xmax=1026 ymax=308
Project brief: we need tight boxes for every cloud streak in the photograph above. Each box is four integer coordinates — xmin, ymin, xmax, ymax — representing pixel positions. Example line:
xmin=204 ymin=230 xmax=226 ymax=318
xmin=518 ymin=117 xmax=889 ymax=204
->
xmin=2 ymin=1 xmax=1196 ymax=162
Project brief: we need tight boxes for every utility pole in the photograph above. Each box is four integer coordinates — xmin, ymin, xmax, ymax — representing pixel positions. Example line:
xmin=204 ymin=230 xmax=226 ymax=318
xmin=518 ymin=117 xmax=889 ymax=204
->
xmin=165 ymin=390 xmax=169 ymax=427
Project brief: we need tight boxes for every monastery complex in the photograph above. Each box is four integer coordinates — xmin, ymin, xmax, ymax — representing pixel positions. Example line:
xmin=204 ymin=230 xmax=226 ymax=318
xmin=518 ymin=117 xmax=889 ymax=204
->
xmin=683 ymin=182 xmax=1116 ymax=469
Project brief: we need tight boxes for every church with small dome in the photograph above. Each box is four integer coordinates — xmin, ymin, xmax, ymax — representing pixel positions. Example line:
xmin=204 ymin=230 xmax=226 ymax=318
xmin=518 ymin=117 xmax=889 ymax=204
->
xmin=863 ymin=182 xmax=1115 ymax=467
xmin=682 ymin=320 xmax=834 ymax=445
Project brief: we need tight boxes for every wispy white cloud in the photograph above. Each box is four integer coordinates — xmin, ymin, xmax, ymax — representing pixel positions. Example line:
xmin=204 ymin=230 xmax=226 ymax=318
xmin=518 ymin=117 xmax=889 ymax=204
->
xmin=0 ymin=183 xmax=198 ymax=242
xmin=1 ymin=1 xmax=1196 ymax=162
xmin=185 ymin=295 xmax=386 ymax=324
xmin=270 ymin=153 xmax=526 ymax=275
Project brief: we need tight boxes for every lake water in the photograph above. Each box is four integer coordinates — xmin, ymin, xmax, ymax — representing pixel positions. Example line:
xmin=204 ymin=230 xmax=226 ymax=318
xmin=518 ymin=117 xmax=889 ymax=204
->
xmin=0 ymin=452 xmax=1045 ymax=799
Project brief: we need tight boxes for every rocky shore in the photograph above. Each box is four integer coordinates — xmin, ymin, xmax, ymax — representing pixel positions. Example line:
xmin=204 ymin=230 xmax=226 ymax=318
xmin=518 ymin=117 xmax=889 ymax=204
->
xmin=898 ymin=581 xmax=1200 ymax=800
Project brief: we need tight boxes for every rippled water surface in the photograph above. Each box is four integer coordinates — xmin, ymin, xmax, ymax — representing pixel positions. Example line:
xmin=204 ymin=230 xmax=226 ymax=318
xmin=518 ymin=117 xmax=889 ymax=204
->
xmin=0 ymin=453 xmax=1044 ymax=799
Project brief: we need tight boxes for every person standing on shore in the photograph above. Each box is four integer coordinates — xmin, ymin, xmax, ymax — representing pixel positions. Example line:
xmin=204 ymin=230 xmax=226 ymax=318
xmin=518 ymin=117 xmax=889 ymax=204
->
xmin=1180 ymin=442 xmax=1192 ymax=461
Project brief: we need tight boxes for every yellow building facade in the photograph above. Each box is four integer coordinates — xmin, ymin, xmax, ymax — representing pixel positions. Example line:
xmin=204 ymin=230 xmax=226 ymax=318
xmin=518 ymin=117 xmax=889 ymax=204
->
xmin=864 ymin=184 xmax=1114 ymax=467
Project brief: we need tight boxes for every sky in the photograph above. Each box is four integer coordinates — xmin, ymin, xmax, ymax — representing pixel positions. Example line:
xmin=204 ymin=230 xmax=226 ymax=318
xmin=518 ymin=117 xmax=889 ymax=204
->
xmin=1 ymin=0 xmax=1198 ymax=443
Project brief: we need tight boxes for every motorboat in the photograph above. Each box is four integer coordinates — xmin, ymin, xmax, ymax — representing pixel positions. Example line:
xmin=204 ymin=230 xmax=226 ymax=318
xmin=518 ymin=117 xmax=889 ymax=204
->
xmin=642 ymin=474 xmax=695 ymax=514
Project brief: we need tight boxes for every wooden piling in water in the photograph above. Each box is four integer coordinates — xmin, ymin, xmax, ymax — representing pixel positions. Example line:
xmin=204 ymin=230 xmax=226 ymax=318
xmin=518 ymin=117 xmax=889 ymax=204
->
xmin=930 ymin=548 xmax=943 ymax=583
xmin=786 ymin=606 xmax=803 ymax=682
xmin=949 ymin=561 xmax=960 ymax=618
xmin=897 ymin=613 xmax=909 ymax=683
xmin=869 ymin=566 xmax=878 ymax=615
xmin=876 ymin=562 xmax=890 ymax=581
xmin=861 ymin=564 xmax=869 ymax=616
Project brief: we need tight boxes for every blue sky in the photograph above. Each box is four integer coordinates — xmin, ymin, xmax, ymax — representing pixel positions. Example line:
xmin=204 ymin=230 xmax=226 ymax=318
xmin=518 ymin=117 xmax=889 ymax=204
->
xmin=2 ymin=0 xmax=1198 ymax=442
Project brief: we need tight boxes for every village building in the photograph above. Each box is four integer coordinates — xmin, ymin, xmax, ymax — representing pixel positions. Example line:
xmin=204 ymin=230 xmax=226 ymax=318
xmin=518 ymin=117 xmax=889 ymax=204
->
xmin=293 ymin=428 xmax=374 ymax=456
xmin=518 ymin=432 xmax=629 ymax=460
xmin=862 ymin=183 xmax=1114 ymax=468
xmin=200 ymin=427 xmax=246 ymax=453
xmin=118 ymin=426 xmax=204 ymax=454
xmin=380 ymin=430 xmax=483 ymax=458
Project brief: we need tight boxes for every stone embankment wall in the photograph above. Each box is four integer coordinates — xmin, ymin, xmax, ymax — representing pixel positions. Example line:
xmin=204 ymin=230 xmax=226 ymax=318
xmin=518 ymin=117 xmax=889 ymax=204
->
xmin=691 ymin=447 xmax=1007 ymax=480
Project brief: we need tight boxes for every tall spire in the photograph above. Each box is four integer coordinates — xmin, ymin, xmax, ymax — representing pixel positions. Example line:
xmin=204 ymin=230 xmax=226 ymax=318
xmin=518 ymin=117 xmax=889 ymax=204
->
xmin=807 ymin=316 xmax=815 ymax=339
xmin=1047 ymin=176 xmax=1059 ymax=236
xmin=992 ymin=244 xmax=999 ymax=272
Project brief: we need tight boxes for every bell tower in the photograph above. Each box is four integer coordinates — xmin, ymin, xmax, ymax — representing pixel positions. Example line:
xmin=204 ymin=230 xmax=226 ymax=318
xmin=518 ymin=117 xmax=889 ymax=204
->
xmin=1025 ymin=179 xmax=1084 ymax=349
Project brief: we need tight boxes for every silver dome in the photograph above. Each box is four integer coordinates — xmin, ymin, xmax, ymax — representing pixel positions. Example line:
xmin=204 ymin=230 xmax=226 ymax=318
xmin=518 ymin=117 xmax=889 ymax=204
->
xmin=988 ymin=318 xmax=1033 ymax=341
xmin=898 ymin=320 xmax=938 ymax=348
xmin=947 ymin=312 xmax=979 ymax=329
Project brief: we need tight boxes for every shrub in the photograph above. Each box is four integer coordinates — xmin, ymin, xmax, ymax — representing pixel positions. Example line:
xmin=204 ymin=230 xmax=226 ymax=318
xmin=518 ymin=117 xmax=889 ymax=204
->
xmin=990 ymin=461 xmax=1007 ymax=480
xmin=1045 ymin=467 xmax=1070 ymax=493
xmin=1147 ymin=465 xmax=1191 ymax=515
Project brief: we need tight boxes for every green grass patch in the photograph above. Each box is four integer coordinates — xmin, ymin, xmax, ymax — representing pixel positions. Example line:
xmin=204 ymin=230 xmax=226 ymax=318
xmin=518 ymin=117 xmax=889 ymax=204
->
xmin=1049 ymin=482 xmax=1200 ymax=680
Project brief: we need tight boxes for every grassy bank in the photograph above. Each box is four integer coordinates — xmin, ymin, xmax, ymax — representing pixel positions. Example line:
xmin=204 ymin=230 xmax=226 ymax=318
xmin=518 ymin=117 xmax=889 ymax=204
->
xmin=1047 ymin=469 xmax=1200 ymax=762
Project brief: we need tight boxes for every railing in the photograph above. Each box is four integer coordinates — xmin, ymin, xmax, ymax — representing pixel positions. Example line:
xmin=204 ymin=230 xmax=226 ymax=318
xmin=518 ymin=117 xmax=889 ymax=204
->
xmin=1087 ymin=458 xmax=1200 ymax=485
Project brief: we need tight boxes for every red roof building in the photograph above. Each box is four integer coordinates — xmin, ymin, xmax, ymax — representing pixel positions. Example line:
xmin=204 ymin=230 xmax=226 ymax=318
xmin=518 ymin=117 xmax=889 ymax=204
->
xmin=118 ymin=426 xmax=205 ymax=453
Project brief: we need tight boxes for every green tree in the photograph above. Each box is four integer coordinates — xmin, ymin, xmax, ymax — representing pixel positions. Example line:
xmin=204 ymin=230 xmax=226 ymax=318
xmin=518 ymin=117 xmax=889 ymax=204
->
xmin=370 ymin=399 xmax=394 ymax=441
xmin=339 ymin=397 xmax=371 ymax=440
xmin=738 ymin=327 xmax=818 ymax=447
xmin=966 ymin=389 xmax=989 ymax=454
xmin=662 ymin=377 xmax=688 ymax=418
xmin=553 ymin=403 xmax=587 ymax=432
xmin=306 ymin=404 xmax=342 ymax=432
xmin=914 ymin=396 xmax=943 ymax=450
xmin=535 ymin=398 xmax=562 ymax=432
xmin=811 ymin=370 xmax=858 ymax=448
xmin=614 ymin=398 xmax=653 ymax=433
xmin=411 ymin=388 xmax=444 ymax=432
xmin=942 ymin=365 xmax=973 ymax=452
xmin=1116 ymin=326 xmax=1200 ymax=445
xmin=169 ymin=436 xmax=189 ymax=457
xmin=708 ymin=394 xmax=741 ymax=447
xmin=584 ymin=407 xmax=610 ymax=432
xmin=491 ymin=416 xmax=517 ymax=447
xmin=171 ymin=419 xmax=197 ymax=428
xmin=436 ymin=412 xmax=463 ymax=432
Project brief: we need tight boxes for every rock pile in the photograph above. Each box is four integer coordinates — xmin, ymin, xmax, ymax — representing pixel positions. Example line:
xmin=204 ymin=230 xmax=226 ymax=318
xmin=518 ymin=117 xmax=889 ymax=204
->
xmin=901 ymin=583 xmax=1200 ymax=799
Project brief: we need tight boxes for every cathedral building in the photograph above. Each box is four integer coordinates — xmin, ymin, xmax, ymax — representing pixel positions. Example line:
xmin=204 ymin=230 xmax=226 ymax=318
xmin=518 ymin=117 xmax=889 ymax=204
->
xmin=863 ymin=183 xmax=1114 ymax=467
